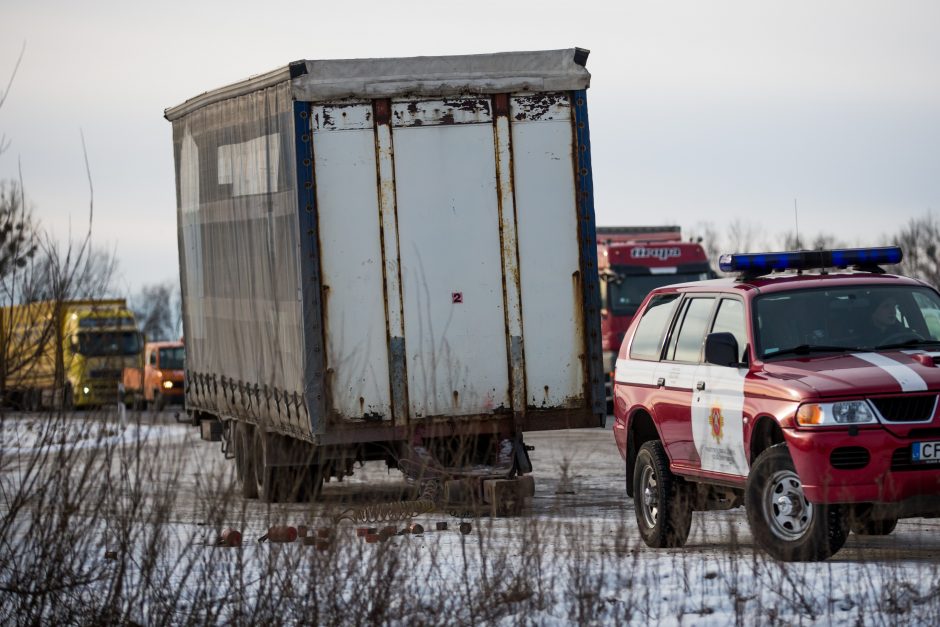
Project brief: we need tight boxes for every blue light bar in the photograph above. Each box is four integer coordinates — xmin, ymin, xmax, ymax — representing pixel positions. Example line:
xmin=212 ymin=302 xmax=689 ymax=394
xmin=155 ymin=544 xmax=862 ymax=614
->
xmin=719 ymin=246 xmax=903 ymax=274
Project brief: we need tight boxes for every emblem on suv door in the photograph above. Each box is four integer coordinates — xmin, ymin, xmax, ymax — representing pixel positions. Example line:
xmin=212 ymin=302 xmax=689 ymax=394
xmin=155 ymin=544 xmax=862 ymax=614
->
xmin=709 ymin=406 xmax=724 ymax=443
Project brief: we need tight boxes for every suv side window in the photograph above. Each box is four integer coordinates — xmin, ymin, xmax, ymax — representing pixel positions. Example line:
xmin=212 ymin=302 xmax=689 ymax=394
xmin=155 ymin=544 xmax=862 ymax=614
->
xmin=711 ymin=298 xmax=747 ymax=362
xmin=667 ymin=297 xmax=716 ymax=363
xmin=629 ymin=294 xmax=680 ymax=361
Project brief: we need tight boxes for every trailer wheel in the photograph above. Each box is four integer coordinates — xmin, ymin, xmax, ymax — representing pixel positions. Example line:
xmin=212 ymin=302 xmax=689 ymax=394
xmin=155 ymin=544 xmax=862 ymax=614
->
xmin=291 ymin=466 xmax=324 ymax=503
xmin=745 ymin=444 xmax=848 ymax=561
xmin=633 ymin=441 xmax=692 ymax=548
xmin=252 ymin=428 xmax=285 ymax=503
xmin=235 ymin=422 xmax=258 ymax=499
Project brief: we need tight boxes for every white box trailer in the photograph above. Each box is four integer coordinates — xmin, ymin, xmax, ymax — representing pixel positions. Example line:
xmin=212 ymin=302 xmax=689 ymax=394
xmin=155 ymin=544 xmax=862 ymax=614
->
xmin=165 ymin=48 xmax=604 ymax=505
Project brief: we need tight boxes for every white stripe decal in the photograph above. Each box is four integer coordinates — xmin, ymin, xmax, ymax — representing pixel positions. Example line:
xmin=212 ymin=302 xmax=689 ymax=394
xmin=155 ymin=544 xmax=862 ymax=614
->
xmin=614 ymin=359 xmax=658 ymax=385
xmin=852 ymin=353 xmax=928 ymax=392
xmin=902 ymin=350 xmax=940 ymax=358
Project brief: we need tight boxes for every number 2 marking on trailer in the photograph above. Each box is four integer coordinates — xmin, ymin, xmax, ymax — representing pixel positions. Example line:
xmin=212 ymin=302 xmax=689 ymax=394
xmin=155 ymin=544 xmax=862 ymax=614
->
xmin=452 ymin=292 xmax=463 ymax=304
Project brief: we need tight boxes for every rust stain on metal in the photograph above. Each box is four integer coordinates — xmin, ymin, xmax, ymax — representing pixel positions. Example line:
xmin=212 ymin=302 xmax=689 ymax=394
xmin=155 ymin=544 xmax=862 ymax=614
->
xmin=394 ymin=98 xmax=491 ymax=127
xmin=373 ymin=99 xmax=391 ymax=125
xmin=492 ymin=93 xmax=510 ymax=117
xmin=442 ymin=97 xmax=491 ymax=114
xmin=512 ymin=93 xmax=568 ymax=122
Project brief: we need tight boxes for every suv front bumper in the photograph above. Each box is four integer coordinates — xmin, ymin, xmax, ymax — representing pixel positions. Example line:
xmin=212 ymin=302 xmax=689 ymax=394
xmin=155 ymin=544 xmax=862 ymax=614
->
xmin=786 ymin=427 xmax=940 ymax=511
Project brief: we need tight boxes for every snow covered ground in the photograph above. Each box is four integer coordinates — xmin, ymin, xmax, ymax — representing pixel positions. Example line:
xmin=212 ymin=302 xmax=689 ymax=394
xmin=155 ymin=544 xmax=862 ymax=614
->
xmin=2 ymin=410 xmax=939 ymax=624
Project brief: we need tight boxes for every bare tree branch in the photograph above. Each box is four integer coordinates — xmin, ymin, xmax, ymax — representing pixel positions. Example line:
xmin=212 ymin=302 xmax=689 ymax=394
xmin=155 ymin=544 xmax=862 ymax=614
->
xmin=893 ymin=211 xmax=940 ymax=287
xmin=0 ymin=41 xmax=26 ymax=155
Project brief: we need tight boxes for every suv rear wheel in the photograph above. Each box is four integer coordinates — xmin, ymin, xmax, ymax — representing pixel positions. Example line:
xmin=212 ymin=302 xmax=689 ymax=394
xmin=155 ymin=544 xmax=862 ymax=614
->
xmin=633 ymin=441 xmax=692 ymax=548
xmin=745 ymin=444 xmax=848 ymax=561
xmin=849 ymin=505 xmax=898 ymax=536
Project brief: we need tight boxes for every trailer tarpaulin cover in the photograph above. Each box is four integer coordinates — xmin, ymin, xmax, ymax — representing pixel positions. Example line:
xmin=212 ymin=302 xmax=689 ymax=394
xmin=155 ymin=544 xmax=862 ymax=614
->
xmin=171 ymin=81 xmax=308 ymax=437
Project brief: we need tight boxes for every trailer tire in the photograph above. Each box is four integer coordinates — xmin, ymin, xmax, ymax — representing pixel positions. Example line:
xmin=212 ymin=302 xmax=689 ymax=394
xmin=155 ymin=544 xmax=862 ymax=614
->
xmin=252 ymin=429 xmax=288 ymax=503
xmin=233 ymin=422 xmax=258 ymax=499
xmin=235 ymin=422 xmax=258 ymax=498
xmin=291 ymin=466 xmax=324 ymax=503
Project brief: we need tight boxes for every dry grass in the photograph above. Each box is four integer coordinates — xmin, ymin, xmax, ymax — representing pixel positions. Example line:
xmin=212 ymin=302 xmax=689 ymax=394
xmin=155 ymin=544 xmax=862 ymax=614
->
xmin=2 ymin=409 xmax=940 ymax=626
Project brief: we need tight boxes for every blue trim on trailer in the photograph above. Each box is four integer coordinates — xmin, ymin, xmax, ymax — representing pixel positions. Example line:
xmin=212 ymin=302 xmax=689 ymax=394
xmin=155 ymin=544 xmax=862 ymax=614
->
xmin=293 ymin=101 xmax=327 ymax=435
xmin=571 ymin=89 xmax=606 ymax=425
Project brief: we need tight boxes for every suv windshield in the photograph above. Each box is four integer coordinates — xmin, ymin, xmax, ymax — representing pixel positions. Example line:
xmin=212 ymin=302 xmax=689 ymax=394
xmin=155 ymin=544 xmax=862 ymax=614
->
xmin=754 ymin=285 xmax=940 ymax=359
xmin=159 ymin=346 xmax=185 ymax=370
xmin=607 ymin=269 xmax=712 ymax=316
xmin=76 ymin=331 xmax=142 ymax=357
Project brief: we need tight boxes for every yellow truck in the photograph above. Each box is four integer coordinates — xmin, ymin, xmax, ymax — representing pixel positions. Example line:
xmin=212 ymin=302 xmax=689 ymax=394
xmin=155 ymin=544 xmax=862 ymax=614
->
xmin=0 ymin=299 xmax=143 ymax=409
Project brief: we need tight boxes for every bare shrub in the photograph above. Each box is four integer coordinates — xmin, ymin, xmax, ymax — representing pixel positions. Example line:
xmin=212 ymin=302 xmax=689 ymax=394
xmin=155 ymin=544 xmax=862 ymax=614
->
xmin=131 ymin=281 xmax=181 ymax=342
xmin=893 ymin=212 xmax=940 ymax=287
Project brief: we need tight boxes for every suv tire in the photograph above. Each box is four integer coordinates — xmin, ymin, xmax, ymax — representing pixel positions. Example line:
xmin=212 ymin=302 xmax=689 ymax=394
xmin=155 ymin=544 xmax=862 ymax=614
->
xmin=745 ymin=443 xmax=848 ymax=561
xmin=849 ymin=506 xmax=898 ymax=536
xmin=633 ymin=441 xmax=693 ymax=548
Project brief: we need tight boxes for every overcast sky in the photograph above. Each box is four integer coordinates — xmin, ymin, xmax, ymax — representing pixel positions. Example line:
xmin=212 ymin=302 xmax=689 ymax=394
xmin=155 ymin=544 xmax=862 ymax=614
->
xmin=2 ymin=0 xmax=938 ymax=293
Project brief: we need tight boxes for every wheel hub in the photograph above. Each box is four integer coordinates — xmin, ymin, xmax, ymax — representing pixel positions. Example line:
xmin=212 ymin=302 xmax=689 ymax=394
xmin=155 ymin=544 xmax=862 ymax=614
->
xmin=764 ymin=469 xmax=813 ymax=541
xmin=639 ymin=466 xmax=660 ymax=528
xmin=775 ymin=494 xmax=799 ymax=516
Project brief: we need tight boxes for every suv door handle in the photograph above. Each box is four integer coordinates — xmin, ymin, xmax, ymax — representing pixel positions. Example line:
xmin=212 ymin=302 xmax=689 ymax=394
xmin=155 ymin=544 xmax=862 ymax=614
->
xmin=696 ymin=381 xmax=706 ymax=391
xmin=656 ymin=377 xmax=665 ymax=387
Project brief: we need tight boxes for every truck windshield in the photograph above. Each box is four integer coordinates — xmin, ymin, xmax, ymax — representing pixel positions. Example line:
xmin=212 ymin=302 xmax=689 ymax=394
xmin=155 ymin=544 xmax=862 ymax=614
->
xmin=76 ymin=332 xmax=142 ymax=357
xmin=608 ymin=270 xmax=711 ymax=316
xmin=755 ymin=285 xmax=940 ymax=359
xmin=159 ymin=346 xmax=185 ymax=370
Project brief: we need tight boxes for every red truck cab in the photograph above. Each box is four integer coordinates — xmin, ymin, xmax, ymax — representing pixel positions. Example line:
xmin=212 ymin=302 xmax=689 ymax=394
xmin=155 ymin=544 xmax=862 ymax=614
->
xmin=613 ymin=247 xmax=940 ymax=561
xmin=598 ymin=226 xmax=714 ymax=407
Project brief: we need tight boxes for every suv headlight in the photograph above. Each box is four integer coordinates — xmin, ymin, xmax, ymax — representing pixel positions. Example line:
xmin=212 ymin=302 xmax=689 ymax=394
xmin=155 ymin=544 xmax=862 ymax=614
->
xmin=796 ymin=400 xmax=876 ymax=427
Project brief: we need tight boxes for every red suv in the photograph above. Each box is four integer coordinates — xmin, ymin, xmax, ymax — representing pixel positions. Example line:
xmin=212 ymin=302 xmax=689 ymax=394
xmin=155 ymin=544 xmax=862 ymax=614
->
xmin=613 ymin=247 xmax=940 ymax=561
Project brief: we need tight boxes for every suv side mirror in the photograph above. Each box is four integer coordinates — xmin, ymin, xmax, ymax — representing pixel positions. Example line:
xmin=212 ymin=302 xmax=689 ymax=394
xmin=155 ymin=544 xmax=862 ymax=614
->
xmin=705 ymin=332 xmax=740 ymax=367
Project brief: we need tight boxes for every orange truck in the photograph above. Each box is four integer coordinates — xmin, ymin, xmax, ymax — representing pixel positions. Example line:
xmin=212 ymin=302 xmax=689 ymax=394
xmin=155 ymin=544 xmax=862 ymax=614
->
xmin=122 ymin=341 xmax=185 ymax=409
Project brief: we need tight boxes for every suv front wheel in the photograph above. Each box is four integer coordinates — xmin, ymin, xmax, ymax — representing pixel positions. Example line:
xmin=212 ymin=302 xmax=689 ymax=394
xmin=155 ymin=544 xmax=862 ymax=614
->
xmin=745 ymin=444 xmax=848 ymax=561
xmin=633 ymin=441 xmax=693 ymax=548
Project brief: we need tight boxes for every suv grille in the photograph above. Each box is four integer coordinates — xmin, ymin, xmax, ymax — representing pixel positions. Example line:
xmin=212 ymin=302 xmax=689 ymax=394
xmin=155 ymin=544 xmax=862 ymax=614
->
xmin=830 ymin=446 xmax=869 ymax=470
xmin=891 ymin=446 xmax=940 ymax=472
xmin=871 ymin=395 xmax=937 ymax=423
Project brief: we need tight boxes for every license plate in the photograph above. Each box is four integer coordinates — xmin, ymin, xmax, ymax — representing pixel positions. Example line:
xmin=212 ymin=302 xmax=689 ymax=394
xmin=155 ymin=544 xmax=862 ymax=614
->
xmin=911 ymin=441 xmax=940 ymax=463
